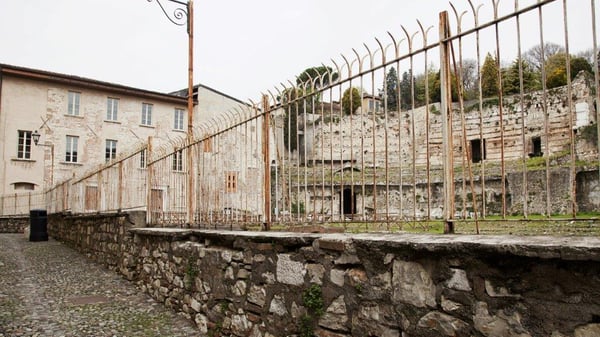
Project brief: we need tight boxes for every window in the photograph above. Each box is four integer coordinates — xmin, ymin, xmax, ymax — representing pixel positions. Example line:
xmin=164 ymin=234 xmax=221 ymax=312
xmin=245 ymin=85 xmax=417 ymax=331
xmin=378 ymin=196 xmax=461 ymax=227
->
xmin=17 ymin=130 xmax=32 ymax=159
xmin=107 ymin=97 xmax=119 ymax=121
xmin=13 ymin=182 xmax=35 ymax=191
xmin=65 ymin=136 xmax=79 ymax=163
xmin=141 ymin=103 xmax=153 ymax=126
xmin=172 ymin=150 xmax=184 ymax=171
xmin=68 ymin=91 xmax=81 ymax=116
xmin=226 ymin=172 xmax=238 ymax=193
xmin=174 ymin=108 xmax=185 ymax=131
xmin=530 ymin=137 xmax=543 ymax=157
xmin=470 ymin=139 xmax=486 ymax=163
xmin=139 ymin=149 xmax=147 ymax=168
xmin=105 ymin=139 xmax=117 ymax=162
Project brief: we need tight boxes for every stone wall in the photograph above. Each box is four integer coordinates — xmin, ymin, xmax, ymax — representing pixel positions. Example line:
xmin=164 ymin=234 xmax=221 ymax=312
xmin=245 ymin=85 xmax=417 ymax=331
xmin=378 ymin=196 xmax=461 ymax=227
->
xmin=47 ymin=211 xmax=145 ymax=269
xmin=0 ymin=216 xmax=28 ymax=233
xmin=47 ymin=213 xmax=600 ymax=337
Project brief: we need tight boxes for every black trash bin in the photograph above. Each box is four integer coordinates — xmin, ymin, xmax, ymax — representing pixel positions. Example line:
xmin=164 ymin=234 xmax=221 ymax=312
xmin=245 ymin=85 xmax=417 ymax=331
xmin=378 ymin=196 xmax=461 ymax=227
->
xmin=29 ymin=209 xmax=48 ymax=242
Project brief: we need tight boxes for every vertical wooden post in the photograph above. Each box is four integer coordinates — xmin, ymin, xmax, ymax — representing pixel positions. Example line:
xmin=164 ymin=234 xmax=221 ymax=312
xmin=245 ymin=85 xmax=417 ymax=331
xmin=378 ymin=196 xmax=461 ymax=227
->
xmin=97 ymin=171 xmax=103 ymax=212
xmin=186 ymin=0 xmax=195 ymax=226
xmin=440 ymin=11 xmax=455 ymax=234
xmin=262 ymin=95 xmax=271 ymax=231
xmin=146 ymin=137 xmax=153 ymax=226
xmin=118 ymin=161 xmax=123 ymax=211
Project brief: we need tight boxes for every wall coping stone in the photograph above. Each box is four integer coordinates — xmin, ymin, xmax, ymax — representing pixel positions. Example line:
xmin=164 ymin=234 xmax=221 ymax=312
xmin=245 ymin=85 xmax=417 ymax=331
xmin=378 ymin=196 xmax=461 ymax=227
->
xmin=129 ymin=229 xmax=600 ymax=261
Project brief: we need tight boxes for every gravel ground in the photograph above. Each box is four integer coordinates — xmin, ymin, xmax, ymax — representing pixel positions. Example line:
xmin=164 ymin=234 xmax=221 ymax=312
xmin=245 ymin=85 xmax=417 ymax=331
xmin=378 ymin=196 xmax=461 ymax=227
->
xmin=0 ymin=234 xmax=201 ymax=337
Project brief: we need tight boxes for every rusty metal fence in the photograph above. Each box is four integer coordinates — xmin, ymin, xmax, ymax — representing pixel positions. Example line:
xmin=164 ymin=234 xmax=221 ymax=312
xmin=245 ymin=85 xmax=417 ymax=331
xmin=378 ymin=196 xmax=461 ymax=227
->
xmin=5 ymin=0 xmax=598 ymax=234
xmin=0 ymin=192 xmax=45 ymax=216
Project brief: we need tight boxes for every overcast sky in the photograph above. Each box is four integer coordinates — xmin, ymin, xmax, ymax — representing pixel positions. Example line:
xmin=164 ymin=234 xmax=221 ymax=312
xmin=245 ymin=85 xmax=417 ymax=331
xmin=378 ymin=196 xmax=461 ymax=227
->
xmin=0 ymin=0 xmax=596 ymax=103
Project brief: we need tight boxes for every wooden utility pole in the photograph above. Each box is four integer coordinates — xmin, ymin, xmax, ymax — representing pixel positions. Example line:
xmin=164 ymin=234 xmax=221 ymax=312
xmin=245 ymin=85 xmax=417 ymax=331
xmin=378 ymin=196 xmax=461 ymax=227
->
xmin=440 ymin=11 xmax=455 ymax=234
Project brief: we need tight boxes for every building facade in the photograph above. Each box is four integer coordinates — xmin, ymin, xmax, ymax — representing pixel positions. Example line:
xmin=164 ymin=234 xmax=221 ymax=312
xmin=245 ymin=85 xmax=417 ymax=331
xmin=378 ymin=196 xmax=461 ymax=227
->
xmin=0 ymin=64 xmax=248 ymax=201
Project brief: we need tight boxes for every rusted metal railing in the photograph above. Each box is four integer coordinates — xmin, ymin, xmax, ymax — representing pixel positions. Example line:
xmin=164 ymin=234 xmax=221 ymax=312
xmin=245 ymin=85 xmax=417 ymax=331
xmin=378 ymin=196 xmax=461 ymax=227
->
xmin=7 ymin=0 xmax=596 ymax=235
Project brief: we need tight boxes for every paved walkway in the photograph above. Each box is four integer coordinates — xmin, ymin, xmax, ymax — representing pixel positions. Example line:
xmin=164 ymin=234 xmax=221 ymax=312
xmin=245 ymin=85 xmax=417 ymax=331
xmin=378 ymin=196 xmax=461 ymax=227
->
xmin=0 ymin=234 xmax=200 ymax=337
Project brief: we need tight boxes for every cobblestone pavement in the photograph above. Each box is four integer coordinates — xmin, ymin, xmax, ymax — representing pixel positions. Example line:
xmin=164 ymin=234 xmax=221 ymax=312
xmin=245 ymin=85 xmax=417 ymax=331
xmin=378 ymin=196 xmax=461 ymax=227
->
xmin=0 ymin=234 xmax=201 ymax=337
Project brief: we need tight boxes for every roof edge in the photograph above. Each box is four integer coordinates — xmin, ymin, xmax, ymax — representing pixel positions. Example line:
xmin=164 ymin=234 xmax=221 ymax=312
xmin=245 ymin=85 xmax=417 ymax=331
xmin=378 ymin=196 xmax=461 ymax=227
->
xmin=0 ymin=63 xmax=188 ymax=105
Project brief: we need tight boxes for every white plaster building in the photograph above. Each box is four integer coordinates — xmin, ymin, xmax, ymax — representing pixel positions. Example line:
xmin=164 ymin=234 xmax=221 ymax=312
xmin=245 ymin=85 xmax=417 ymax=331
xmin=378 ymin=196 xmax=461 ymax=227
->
xmin=0 ymin=64 xmax=248 ymax=199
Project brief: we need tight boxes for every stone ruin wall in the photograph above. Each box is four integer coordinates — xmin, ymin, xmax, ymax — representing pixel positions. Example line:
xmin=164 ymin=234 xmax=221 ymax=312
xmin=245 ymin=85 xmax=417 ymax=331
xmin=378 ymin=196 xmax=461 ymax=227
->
xmin=48 ymin=212 xmax=600 ymax=337
xmin=292 ymin=74 xmax=599 ymax=217
xmin=294 ymin=169 xmax=599 ymax=219
xmin=310 ymin=72 xmax=597 ymax=167
xmin=0 ymin=216 xmax=29 ymax=233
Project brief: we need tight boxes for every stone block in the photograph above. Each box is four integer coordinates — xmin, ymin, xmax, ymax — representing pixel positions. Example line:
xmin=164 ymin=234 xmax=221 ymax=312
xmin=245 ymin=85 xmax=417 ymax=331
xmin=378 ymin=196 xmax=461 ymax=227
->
xmin=318 ymin=239 xmax=346 ymax=252
xmin=276 ymin=254 xmax=305 ymax=286
xmin=417 ymin=311 xmax=469 ymax=336
xmin=247 ymin=285 xmax=266 ymax=307
xmin=575 ymin=324 xmax=600 ymax=337
xmin=319 ymin=295 xmax=348 ymax=332
xmin=392 ymin=260 xmax=436 ymax=308
xmin=330 ymin=269 xmax=345 ymax=287
xmin=447 ymin=268 xmax=472 ymax=291
xmin=269 ymin=295 xmax=288 ymax=316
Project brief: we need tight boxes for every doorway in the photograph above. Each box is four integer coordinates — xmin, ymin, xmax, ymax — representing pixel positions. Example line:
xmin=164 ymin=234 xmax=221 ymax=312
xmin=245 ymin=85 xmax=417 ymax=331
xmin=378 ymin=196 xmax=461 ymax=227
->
xmin=341 ymin=188 xmax=356 ymax=216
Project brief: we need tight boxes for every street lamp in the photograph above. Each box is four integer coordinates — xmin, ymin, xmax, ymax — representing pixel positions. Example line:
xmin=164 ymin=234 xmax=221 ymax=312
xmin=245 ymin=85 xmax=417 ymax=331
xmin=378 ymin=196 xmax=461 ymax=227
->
xmin=32 ymin=130 xmax=55 ymax=187
xmin=147 ymin=0 xmax=194 ymax=135
xmin=148 ymin=0 xmax=195 ymax=224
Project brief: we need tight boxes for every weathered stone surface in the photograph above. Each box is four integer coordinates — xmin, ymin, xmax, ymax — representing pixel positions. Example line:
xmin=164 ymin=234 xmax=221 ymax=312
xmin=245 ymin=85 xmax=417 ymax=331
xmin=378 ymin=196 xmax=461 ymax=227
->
xmin=291 ymin=301 xmax=305 ymax=319
xmin=314 ymin=329 xmax=350 ymax=337
xmin=307 ymin=263 xmax=326 ymax=285
xmin=225 ymin=266 xmax=235 ymax=280
xmin=485 ymin=280 xmax=521 ymax=298
xmin=276 ymin=254 xmax=305 ymax=285
xmin=392 ymin=260 xmax=436 ymax=308
xmin=473 ymin=302 xmax=531 ymax=337
xmin=262 ymin=271 xmax=276 ymax=284
xmin=417 ymin=311 xmax=469 ymax=336
xmin=269 ymin=295 xmax=288 ymax=316
xmin=330 ymin=269 xmax=345 ymax=287
xmin=575 ymin=324 xmax=600 ymax=337
xmin=231 ymin=313 xmax=252 ymax=336
xmin=249 ymin=324 xmax=263 ymax=337
xmin=347 ymin=268 xmax=368 ymax=286
xmin=195 ymin=313 xmax=209 ymax=334
xmin=384 ymin=253 xmax=395 ymax=264
xmin=447 ymin=268 xmax=471 ymax=291
xmin=232 ymin=280 xmax=247 ymax=296
xmin=440 ymin=296 xmax=461 ymax=313
xmin=319 ymin=295 xmax=348 ymax=332
xmin=247 ymin=285 xmax=266 ymax=307
xmin=318 ymin=239 xmax=346 ymax=252
xmin=334 ymin=253 xmax=360 ymax=265
xmin=237 ymin=268 xmax=250 ymax=279
xmin=190 ymin=298 xmax=202 ymax=312
xmin=47 ymin=217 xmax=600 ymax=337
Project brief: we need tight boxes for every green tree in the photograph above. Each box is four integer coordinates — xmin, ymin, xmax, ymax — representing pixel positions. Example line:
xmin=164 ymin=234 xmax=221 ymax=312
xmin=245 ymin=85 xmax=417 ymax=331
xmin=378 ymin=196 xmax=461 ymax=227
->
xmin=427 ymin=69 xmax=460 ymax=104
xmin=400 ymin=70 xmax=413 ymax=110
xmin=570 ymin=56 xmax=593 ymax=78
xmin=502 ymin=59 xmax=539 ymax=95
xmin=481 ymin=53 xmax=500 ymax=97
xmin=545 ymin=53 xmax=594 ymax=89
xmin=296 ymin=66 xmax=339 ymax=90
xmin=414 ymin=70 xmax=439 ymax=106
xmin=342 ymin=87 xmax=362 ymax=115
xmin=384 ymin=67 xmax=399 ymax=112
xmin=281 ymin=88 xmax=303 ymax=151
xmin=546 ymin=53 xmax=568 ymax=88
xmin=280 ymin=66 xmax=339 ymax=152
